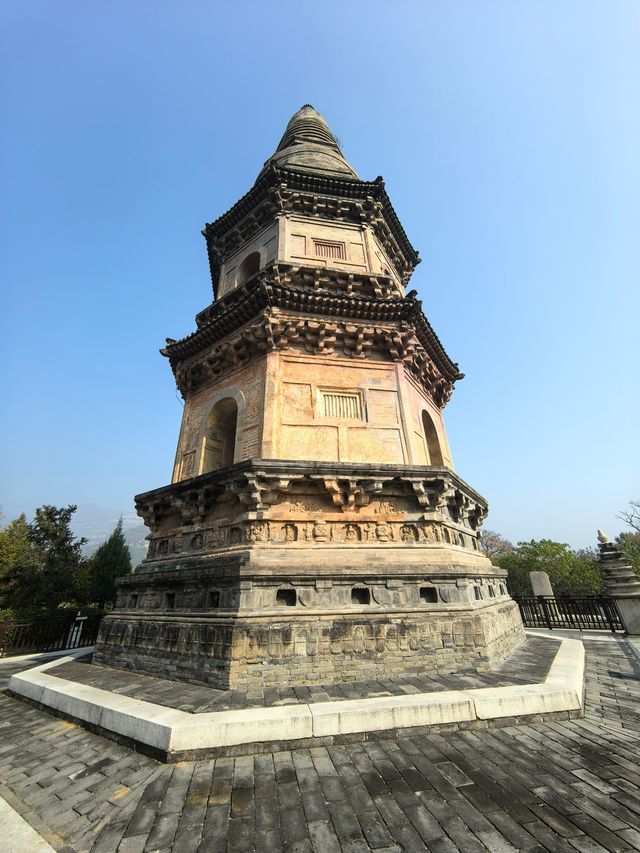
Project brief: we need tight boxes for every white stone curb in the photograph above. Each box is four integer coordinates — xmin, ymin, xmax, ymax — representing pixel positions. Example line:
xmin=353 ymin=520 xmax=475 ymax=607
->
xmin=0 ymin=795 xmax=55 ymax=852
xmin=8 ymin=638 xmax=585 ymax=754
xmin=0 ymin=646 xmax=95 ymax=666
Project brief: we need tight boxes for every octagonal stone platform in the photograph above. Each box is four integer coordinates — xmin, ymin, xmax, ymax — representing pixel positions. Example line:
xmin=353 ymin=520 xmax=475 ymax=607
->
xmin=8 ymin=635 xmax=584 ymax=762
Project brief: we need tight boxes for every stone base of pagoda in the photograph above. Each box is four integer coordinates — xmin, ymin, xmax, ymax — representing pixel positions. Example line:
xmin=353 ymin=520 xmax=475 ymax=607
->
xmin=95 ymin=606 xmax=524 ymax=690
xmin=95 ymin=584 xmax=524 ymax=690
xmin=93 ymin=460 xmax=526 ymax=689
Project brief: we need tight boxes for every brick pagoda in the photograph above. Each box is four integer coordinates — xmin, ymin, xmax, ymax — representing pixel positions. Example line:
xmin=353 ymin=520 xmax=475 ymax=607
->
xmin=94 ymin=106 xmax=524 ymax=688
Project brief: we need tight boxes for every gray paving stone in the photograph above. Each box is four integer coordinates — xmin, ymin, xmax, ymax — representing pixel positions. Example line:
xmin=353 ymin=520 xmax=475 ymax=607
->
xmin=197 ymin=802 xmax=230 ymax=850
xmin=254 ymin=826 xmax=285 ymax=853
xmin=307 ymin=818 xmax=342 ymax=853
xmin=2 ymin=636 xmax=640 ymax=851
xmin=568 ymin=812 xmax=633 ymax=851
xmin=117 ymin=835 xmax=148 ymax=853
xmin=301 ymin=787 xmax=331 ymax=824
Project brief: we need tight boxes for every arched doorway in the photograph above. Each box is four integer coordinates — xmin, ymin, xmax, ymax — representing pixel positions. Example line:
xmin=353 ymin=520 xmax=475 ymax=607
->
xmin=236 ymin=252 xmax=261 ymax=287
xmin=201 ymin=398 xmax=238 ymax=473
xmin=422 ymin=410 xmax=444 ymax=466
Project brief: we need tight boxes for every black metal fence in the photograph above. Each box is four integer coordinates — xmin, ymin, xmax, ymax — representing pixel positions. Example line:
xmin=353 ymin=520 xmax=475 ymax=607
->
xmin=513 ymin=595 xmax=624 ymax=632
xmin=0 ymin=613 xmax=104 ymax=658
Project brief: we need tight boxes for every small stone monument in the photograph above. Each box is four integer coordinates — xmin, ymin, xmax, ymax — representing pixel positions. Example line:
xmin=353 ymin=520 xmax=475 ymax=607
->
xmin=597 ymin=530 xmax=640 ymax=635
xmin=530 ymin=571 xmax=554 ymax=597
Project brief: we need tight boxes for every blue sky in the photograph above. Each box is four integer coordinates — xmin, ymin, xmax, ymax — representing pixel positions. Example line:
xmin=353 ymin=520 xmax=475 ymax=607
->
xmin=2 ymin=1 xmax=639 ymax=547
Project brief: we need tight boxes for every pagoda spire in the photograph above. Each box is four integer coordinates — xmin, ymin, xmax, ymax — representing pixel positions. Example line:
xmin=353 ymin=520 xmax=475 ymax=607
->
xmin=259 ymin=104 xmax=359 ymax=180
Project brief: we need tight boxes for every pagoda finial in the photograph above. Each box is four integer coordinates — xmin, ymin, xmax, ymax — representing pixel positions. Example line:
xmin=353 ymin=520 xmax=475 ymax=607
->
xmin=258 ymin=105 xmax=359 ymax=180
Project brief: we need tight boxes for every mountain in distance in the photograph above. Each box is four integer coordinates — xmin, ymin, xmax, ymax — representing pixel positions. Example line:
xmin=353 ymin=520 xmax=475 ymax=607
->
xmin=71 ymin=503 xmax=149 ymax=567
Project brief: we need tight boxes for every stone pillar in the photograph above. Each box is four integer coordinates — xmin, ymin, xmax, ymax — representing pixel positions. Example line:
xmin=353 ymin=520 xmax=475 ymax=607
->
xmin=597 ymin=530 xmax=640 ymax=636
xmin=530 ymin=571 xmax=554 ymax=597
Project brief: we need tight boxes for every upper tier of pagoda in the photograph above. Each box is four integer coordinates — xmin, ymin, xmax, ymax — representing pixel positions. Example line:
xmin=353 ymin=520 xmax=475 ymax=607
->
xmin=162 ymin=106 xmax=463 ymax=410
xmin=202 ymin=105 xmax=420 ymax=297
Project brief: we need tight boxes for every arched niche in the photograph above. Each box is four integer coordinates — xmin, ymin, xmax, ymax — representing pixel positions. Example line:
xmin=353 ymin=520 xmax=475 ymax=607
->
xmin=422 ymin=409 xmax=444 ymax=466
xmin=199 ymin=394 xmax=242 ymax=474
xmin=236 ymin=251 xmax=261 ymax=288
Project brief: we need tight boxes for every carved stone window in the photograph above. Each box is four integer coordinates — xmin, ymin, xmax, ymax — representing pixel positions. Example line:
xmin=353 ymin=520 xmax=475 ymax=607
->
xmin=351 ymin=587 xmax=371 ymax=605
xmin=208 ymin=589 xmax=221 ymax=608
xmin=474 ymin=586 xmax=482 ymax=600
xmin=321 ymin=390 xmax=363 ymax=420
xmin=420 ymin=586 xmax=438 ymax=603
xmin=276 ymin=588 xmax=297 ymax=607
xmin=180 ymin=451 xmax=195 ymax=479
xmin=314 ymin=240 xmax=345 ymax=260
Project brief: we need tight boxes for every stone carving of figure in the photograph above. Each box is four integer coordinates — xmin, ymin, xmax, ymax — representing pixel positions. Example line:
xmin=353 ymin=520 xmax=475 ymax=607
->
xmin=345 ymin=524 xmax=358 ymax=542
xmin=401 ymin=525 xmax=417 ymax=543
xmin=248 ymin=522 xmax=270 ymax=543
xmin=364 ymin=522 xmax=376 ymax=542
xmin=207 ymin=527 xmax=224 ymax=547
xmin=374 ymin=499 xmax=399 ymax=515
xmin=283 ymin=523 xmax=297 ymax=542
xmin=376 ymin=521 xmax=391 ymax=542
xmin=313 ymin=520 xmax=328 ymax=541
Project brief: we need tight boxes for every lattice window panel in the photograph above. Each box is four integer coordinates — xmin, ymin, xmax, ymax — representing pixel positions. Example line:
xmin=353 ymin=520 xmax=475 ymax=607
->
xmin=322 ymin=391 xmax=363 ymax=420
xmin=314 ymin=240 xmax=346 ymax=260
xmin=180 ymin=451 xmax=196 ymax=478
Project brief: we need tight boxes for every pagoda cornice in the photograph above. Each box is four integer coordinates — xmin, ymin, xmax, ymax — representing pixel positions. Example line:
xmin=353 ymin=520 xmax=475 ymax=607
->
xmin=162 ymin=265 xmax=462 ymax=388
xmin=135 ymin=459 xmax=488 ymax=526
xmin=203 ymin=166 xmax=420 ymax=294
xmin=164 ymin=310 xmax=460 ymax=410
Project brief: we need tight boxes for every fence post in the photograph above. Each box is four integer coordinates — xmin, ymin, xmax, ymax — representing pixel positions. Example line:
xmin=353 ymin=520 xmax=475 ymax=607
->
xmin=539 ymin=596 xmax=553 ymax=630
xmin=603 ymin=597 xmax=618 ymax=633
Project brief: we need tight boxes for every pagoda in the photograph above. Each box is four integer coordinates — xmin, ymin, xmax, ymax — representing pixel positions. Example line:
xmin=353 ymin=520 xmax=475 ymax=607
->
xmin=94 ymin=106 xmax=525 ymax=688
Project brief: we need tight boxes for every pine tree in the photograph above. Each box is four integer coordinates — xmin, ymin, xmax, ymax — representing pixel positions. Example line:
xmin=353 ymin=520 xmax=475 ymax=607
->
xmin=26 ymin=505 xmax=87 ymax=607
xmin=90 ymin=519 xmax=132 ymax=608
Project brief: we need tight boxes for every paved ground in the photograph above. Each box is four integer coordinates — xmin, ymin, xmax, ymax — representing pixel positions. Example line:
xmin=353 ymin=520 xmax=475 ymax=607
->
xmin=1 ymin=635 xmax=640 ymax=852
xmin=47 ymin=636 xmax=557 ymax=712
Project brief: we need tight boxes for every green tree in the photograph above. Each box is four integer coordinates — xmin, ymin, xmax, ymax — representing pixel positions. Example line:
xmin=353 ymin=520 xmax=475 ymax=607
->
xmin=616 ymin=531 xmax=640 ymax=575
xmin=24 ymin=505 xmax=87 ymax=608
xmin=90 ymin=519 xmax=131 ymax=608
xmin=616 ymin=500 xmax=640 ymax=575
xmin=0 ymin=513 xmax=37 ymax=607
xmin=495 ymin=539 xmax=604 ymax=597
